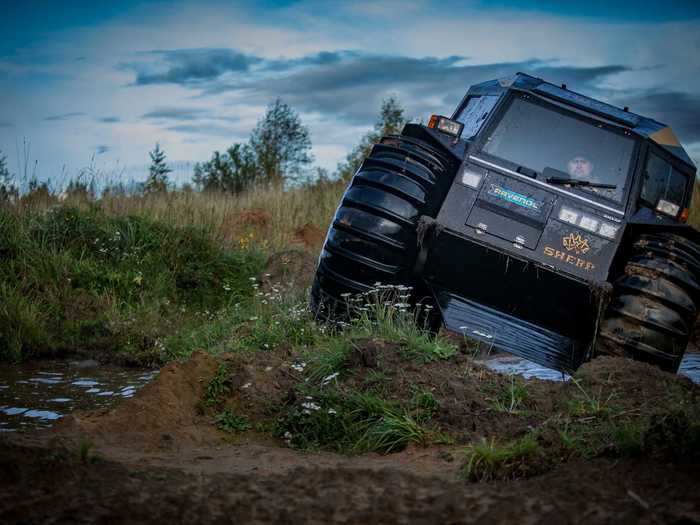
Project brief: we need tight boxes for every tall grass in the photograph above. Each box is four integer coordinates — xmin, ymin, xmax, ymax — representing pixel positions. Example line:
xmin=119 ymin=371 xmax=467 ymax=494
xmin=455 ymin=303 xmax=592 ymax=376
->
xmin=26 ymin=182 xmax=344 ymax=252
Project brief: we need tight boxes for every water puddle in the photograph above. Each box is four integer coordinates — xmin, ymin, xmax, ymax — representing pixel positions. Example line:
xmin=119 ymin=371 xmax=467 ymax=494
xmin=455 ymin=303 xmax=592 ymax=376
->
xmin=480 ymin=350 xmax=700 ymax=384
xmin=0 ymin=360 xmax=157 ymax=433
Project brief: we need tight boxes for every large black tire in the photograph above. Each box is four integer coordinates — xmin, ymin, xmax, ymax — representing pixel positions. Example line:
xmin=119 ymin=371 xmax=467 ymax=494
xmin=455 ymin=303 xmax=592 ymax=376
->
xmin=597 ymin=232 xmax=700 ymax=372
xmin=310 ymin=135 xmax=450 ymax=320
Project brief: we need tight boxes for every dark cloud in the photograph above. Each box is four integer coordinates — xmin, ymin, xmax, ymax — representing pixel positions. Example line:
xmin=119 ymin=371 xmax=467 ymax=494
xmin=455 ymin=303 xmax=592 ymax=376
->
xmin=167 ymin=123 xmax=242 ymax=138
xmin=127 ymin=48 xmax=262 ymax=85
xmin=43 ymin=112 xmax=85 ymax=122
xmin=617 ymin=91 xmax=700 ymax=145
xmin=95 ymin=145 xmax=109 ymax=155
xmin=97 ymin=116 xmax=120 ymax=123
xmin=125 ymin=47 xmax=697 ymax=151
xmin=141 ymin=107 xmax=208 ymax=121
xmin=210 ymin=55 xmax=631 ymax=125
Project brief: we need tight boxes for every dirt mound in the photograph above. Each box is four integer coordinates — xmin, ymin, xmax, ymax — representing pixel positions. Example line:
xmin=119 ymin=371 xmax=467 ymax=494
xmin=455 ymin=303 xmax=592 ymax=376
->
xmin=260 ymin=249 xmax=317 ymax=292
xmin=570 ymin=355 xmax=699 ymax=413
xmin=338 ymin=338 xmax=558 ymax=442
xmin=55 ymin=351 xmax=220 ymax=450
xmin=292 ymin=222 xmax=325 ymax=250
xmin=233 ymin=208 xmax=272 ymax=227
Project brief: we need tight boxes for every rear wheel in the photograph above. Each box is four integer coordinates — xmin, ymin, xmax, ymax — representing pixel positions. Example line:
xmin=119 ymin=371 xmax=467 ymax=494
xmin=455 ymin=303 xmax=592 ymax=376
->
xmin=310 ymin=135 xmax=449 ymax=322
xmin=596 ymin=232 xmax=700 ymax=372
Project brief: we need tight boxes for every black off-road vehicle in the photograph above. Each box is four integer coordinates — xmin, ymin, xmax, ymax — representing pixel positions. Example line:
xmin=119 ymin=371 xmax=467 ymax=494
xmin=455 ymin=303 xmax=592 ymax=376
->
xmin=311 ymin=73 xmax=699 ymax=373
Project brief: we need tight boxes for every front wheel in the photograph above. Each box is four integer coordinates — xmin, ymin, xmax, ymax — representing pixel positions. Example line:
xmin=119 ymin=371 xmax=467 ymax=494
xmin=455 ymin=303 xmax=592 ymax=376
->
xmin=310 ymin=134 xmax=449 ymax=321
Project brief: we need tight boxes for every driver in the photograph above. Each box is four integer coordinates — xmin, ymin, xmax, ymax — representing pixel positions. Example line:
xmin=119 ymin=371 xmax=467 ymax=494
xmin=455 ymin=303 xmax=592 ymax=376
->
xmin=567 ymin=156 xmax=594 ymax=178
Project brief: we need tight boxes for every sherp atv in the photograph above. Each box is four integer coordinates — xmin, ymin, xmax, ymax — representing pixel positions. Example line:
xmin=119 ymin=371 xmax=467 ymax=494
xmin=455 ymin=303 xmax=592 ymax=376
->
xmin=311 ymin=73 xmax=699 ymax=373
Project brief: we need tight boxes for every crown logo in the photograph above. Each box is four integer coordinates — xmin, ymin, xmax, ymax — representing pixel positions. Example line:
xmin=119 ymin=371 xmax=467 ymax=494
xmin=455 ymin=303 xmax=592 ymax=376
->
xmin=562 ymin=233 xmax=590 ymax=255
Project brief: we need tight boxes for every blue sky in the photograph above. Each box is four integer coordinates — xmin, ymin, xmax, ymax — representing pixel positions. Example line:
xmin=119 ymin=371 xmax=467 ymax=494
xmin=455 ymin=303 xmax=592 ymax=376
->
xmin=1 ymin=0 xmax=699 ymax=188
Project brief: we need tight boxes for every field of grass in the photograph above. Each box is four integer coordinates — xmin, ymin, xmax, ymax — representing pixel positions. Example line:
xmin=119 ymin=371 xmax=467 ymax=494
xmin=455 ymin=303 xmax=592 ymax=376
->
xmin=0 ymin=180 xmax=345 ymax=363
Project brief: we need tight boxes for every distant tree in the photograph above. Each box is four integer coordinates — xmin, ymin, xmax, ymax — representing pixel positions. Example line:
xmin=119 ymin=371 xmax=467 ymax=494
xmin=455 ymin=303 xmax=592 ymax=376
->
xmin=145 ymin=143 xmax=172 ymax=193
xmin=193 ymin=143 xmax=258 ymax=194
xmin=250 ymin=99 xmax=313 ymax=187
xmin=0 ymin=150 xmax=18 ymax=202
xmin=336 ymin=96 xmax=406 ymax=182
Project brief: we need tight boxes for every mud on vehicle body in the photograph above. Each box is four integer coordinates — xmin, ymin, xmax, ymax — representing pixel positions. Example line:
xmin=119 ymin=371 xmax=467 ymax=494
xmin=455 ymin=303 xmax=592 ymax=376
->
xmin=312 ymin=72 xmax=699 ymax=373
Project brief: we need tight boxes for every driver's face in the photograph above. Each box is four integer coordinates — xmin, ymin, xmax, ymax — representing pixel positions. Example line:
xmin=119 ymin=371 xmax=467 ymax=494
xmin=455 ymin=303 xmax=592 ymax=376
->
xmin=568 ymin=157 xmax=593 ymax=177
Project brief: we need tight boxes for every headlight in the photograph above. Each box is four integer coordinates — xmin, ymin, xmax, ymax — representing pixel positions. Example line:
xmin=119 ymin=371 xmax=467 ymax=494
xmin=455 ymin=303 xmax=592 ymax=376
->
xmin=579 ymin=215 xmax=599 ymax=232
xmin=428 ymin=114 xmax=464 ymax=138
xmin=558 ymin=207 xmax=578 ymax=225
xmin=657 ymin=199 xmax=680 ymax=217
xmin=557 ymin=206 xmax=619 ymax=239
xmin=598 ymin=223 xmax=620 ymax=239
xmin=460 ymin=166 xmax=483 ymax=189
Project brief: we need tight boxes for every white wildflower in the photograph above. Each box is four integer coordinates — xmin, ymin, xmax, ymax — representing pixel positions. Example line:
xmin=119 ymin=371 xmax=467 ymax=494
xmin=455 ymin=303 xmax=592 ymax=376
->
xmin=291 ymin=362 xmax=306 ymax=372
xmin=321 ymin=372 xmax=339 ymax=385
xmin=241 ymin=382 xmax=252 ymax=389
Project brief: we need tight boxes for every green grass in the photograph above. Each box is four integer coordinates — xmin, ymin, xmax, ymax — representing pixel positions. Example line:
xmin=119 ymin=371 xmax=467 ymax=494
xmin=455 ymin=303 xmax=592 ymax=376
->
xmin=491 ymin=376 xmax=528 ymax=414
xmin=204 ymin=364 xmax=231 ymax=407
xmin=461 ymin=434 xmax=541 ymax=481
xmin=0 ymin=205 xmax=265 ymax=362
xmin=215 ymin=409 xmax=252 ymax=433
xmin=275 ymin=389 xmax=438 ymax=454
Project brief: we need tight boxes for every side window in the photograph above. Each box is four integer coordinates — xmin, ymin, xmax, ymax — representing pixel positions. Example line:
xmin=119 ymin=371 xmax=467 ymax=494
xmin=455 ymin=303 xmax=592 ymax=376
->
xmin=455 ymin=95 xmax=499 ymax=139
xmin=640 ymin=153 xmax=688 ymax=217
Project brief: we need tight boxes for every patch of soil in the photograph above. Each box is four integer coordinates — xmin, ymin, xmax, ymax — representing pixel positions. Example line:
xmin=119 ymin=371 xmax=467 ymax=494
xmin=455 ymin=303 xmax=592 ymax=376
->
xmin=260 ymin=249 xmax=317 ymax=292
xmin=339 ymin=338 xmax=560 ymax=443
xmin=54 ymin=351 xmax=221 ymax=451
xmin=292 ymin=222 xmax=325 ymax=250
xmin=218 ymin=348 xmax=299 ymax=426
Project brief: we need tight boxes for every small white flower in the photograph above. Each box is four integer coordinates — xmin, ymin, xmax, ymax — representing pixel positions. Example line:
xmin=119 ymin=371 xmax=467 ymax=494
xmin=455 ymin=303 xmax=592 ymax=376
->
xmin=241 ymin=382 xmax=252 ymax=389
xmin=301 ymin=401 xmax=321 ymax=411
xmin=291 ymin=362 xmax=306 ymax=372
xmin=321 ymin=372 xmax=339 ymax=385
xmin=249 ymin=316 xmax=259 ymax=321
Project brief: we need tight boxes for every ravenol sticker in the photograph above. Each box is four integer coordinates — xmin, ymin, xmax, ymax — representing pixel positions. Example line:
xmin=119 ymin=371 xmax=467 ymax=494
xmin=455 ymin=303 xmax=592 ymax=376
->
xmin=487 ymin=184 xmax=541 ymax=211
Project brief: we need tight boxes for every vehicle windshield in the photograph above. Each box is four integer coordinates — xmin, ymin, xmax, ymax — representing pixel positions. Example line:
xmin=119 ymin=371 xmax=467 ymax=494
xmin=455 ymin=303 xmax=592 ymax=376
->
xmin=481 ymin=95 xmax=635 ymax=203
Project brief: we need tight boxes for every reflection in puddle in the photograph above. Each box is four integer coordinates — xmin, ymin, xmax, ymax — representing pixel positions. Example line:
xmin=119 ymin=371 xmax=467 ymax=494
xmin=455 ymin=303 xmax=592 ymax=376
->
xmin=480 ymin=351 xmax=700 ymax=384
xmin=0 ymin=361 xmax=157 ymax=432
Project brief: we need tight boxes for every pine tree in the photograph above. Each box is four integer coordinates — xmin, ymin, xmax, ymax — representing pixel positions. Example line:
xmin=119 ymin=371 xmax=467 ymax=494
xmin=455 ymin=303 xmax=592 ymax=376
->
xmin=336 ymin=96 xmax=406 ymax=182
xmin=145 ymin=143 xmax=172 ymax=193
xmin=0 ymin=150 xmax=18 ymax=202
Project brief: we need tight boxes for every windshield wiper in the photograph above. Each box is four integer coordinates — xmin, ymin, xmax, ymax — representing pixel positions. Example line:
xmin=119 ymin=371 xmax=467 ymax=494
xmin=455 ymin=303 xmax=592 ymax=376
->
xmin=543 ymin=167 xmax=617 ymax=190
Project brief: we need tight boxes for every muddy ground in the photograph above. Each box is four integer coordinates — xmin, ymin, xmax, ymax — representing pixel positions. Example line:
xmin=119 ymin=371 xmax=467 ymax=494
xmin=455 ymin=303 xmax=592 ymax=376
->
xmin=2 ymin=343 xmax=699 ymax=524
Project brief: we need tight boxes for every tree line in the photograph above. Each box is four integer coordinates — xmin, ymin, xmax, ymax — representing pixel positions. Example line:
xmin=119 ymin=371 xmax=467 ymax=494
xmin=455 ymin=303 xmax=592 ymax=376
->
xmin=0 ymin=96 xmax=407 ymax=200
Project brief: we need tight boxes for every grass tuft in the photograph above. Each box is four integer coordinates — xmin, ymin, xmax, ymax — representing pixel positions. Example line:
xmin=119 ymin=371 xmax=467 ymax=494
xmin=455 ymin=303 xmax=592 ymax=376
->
xmin=461 ymin=434 xmax=541 ymax=482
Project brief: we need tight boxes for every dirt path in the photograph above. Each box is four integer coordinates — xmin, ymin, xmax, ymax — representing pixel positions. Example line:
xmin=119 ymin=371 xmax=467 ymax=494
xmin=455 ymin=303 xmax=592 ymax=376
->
xmin=2 ymin=348 xmax=699 ymax=523
xmin=1 ymin=440 xmax=698 ymax=524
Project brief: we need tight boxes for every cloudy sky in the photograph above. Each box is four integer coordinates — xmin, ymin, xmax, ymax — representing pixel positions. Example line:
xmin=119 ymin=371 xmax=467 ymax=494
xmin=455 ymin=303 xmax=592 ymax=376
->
xmin=2 ymin=0 xmax=699 ymax=188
